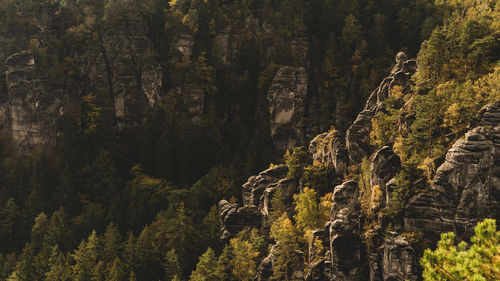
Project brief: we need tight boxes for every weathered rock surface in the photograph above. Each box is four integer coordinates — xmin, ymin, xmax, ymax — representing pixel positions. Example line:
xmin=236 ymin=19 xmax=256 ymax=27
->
xmin=309 ymin=129 xmax=348 ymax=176
xmin=405 ymin=100 xmax=500 ymax=240
xmin=254 ymin=243 xmax=277 ymax=281
xmin=242 ymin=164 xmax=289 ymax=207
xmin=371 ymin=146 xmax=401 ymax=209
xmin=84 ymin=17 xmax=163 ymax=130
xmin=380 ymin=232 xmax=418 ymax=281
xmin=346 ymin=53 xmax=417 ymax=166
xmin=329 ymin=180 xmax=361 ymax=281
xmin=268 ymin=66 xmax=308 ymax=152
xmin=4 ymin=51 xmax=61 ymax=149
xmin=219 ymin=200 xmax=260 ymax=240
xmin=219 ymin=164 xmax=296 ymax=239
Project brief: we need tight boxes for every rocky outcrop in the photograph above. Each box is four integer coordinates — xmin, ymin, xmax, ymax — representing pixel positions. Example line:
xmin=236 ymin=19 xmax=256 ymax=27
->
xmin=405 ymin=100 xmax=500 ymax=240
xmin=268 ymin=66 xmax=308 ymax=152
xmin=4 ymin=51 xmax=61 ymax=149
xmin=346 ymin=52 xmax=417 ymax=166
xmin=329 ymin=181 xmax=361 ymax=281
xmin=242 ymin=165 xmax=289 ymax=207
xmin=219 ymin=164 xmax=296 ymax=239
xmin=254 ymin=244 xmax=277 ymax=281
xmin=308 ymin=129 xmax=348 ymax=176
xmin=371 ymin=146 xmax=401 ymax=209
xmin=380 ymin=232 xmax=418 ymax=281
xmin=219 ymin=200 xmax=260 ymax=240
xmin=84 ymin=17 xmax=162 ymax=130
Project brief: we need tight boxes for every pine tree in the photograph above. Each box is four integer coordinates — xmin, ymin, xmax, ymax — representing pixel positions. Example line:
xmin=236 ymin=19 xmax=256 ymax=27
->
xmin=230 ymin=234 xmax=259 ymax=281
xmin=189 ymin=248 xmax=218 ymax=281
xmin=102 ymin=223 xmax=121 ymax=264
xmin=270 ymin=214 xmax=302 ymax=281
xmin=216 ymin=245 xmax=234 ymax=281
xmin=31 ymin=212 xmax=49 ymax=250
xmin=44 ymin=245 xmax=72 ymax=281
xmin=421 ymin=218 xmax=500 ymax=280
xmin=72 ymin=231 xmax=100 ymax=281
xmin=164 ymin=249 xmax=182 ymax=281
xmin=9 ymin=245 xmax=38 ymax=281
xmin=106 ymin=258 xmax=126 ymax=281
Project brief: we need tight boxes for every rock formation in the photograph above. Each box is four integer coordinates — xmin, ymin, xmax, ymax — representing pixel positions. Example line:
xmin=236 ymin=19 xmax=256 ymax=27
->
xmin=4 ymin=51 xmax=61 ymax=149
xmin=329 ymin=180 xmax=361 ymax=281
xmin=405 ymin=100 xmax=500 ymax=240
xmin=308 ymin=129 xmax=348 ymax=176
xmin=267 ymin=66 xmax=308 ymax=152
xmin=346 ymin=52 xmax=417 ymax=165
xmin=371 ymin=146 xmax=401 ymax=208
xmin=219 ymin=200 xmax=260 ymax=240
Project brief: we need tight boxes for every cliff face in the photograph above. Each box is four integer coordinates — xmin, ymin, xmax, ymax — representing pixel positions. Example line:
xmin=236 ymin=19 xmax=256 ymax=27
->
xmin=405 ymin=101 xmax=500 ymax=241
xmin=219 ymin=53 xmax=500 ymax=281
xmin=0 ymin=15 xmax=163 ymax=150
xmin=3 ymin=51 xmax=62 ymax=149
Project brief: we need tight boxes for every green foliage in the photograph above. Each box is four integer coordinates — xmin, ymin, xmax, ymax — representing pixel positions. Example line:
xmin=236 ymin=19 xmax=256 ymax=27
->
xmin=421 ymin=219 xmax=500 ymax=281
xmin=216 ymin=245 xmax=234 ymax=281
xmin=164 ymin=249 xmax=182 ymax=281
xmin=293 ymin=187 xmax=329 ymax=234
xmin=229 ymin=233 xmax=259 ymax=281
xmin=284 ymin=147 xmax=309 ymax=179
xmin=268 ymin=187 xmax=288 ymax=226
xmin=270 ymin=213 xmax=302 ymax=281
xmin=189 ymin=248 xmax=218 ymax=281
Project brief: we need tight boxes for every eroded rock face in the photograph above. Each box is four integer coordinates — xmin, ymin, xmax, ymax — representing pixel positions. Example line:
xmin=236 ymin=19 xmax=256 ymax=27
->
xmin=309 ymin=130 xmax=348 ymax=176
xmin=268 ymin=66 xmax=308 ymax=152
xmin=242 ymin=164 xmax=289 ymax=207
xmin=5 ymin=51 xmax=61 ymax=149
xmin=381 ymin=232 xmax=417 ymax=281
xmin=371 ymin=146 xmax=401 ymax=209
xmin=90 ymin=18 xmax=162 ymax=130
xmin=254 ymin=243 xmax=277 ymax=281
xmin=346 ymin=53 xmax=417 ymax=166
xmin=405 ymin=100 xmax=500 ymax=240
xmin=329 ymin=181 xmax=361 ymax=281
xmin=219 ymin=200 xmax=260 ymax=240
xmin=220 ymin=164 xmax=294 ymax=240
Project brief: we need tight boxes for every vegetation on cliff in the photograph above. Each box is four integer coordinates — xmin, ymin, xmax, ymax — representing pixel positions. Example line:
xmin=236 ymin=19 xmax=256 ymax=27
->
xmin=0 ymin=0 xmax=498 ymax=280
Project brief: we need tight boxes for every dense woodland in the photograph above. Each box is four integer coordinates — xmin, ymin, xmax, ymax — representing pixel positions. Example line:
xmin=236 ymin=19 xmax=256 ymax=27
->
xmin=0 ymin=0 xmax=498 ymax=280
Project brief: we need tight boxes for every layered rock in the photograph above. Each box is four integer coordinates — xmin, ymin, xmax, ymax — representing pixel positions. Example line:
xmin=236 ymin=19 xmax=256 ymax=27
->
xmin=268 ymin=66 xmax=308 ymax=152
xmin=329 ymin=181 xmax=361 ymax=281
xmin=308 ymin=129 xmax=348 ymax=176
xmin=219 ymin=164 xmax=297 ymax=239
xmin=380 ymin=233 xmax=418 ymax=281
xmin=4 ymin=51 xmax=62 ymax=149
xmin=83 ymin=17 xmax=162 ymax=130
xmin=346 ymin=52 xmax=417 ymax=165
xmin=405 ymin=100 xmax=500 ymax=240
xmin=254 ymin=244 xmax=278 ymax=281
xmin=219 ymin=200 xmax=260 ymax=240
xmin=371 ymin=146 xmax=401 ymax=209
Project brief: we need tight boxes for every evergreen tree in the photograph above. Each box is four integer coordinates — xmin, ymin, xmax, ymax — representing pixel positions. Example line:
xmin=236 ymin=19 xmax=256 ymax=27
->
xmin=164 ymin=249 xmax=182 ymax=281
xmin=230 ymin=234 xmax=259 ymax=281
xmin=102 ymin=223 xmax=121 ymax=264
xmin=189 ymin=248 xmax=218 ymax=281
xmin=106 ymin=258 xmax=126 ymax=281
xmin=270 ymin=214 xmax=302 ymax=281
xmin=421 ymin=218 xmax=500 ymax=280
xmin=44 ymin=246 xmax=72 ymax=281
xmin=216 ymin=245 xmax=234 ymax=281
xmin=9 ymin=245 xmax=38 ymax=281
